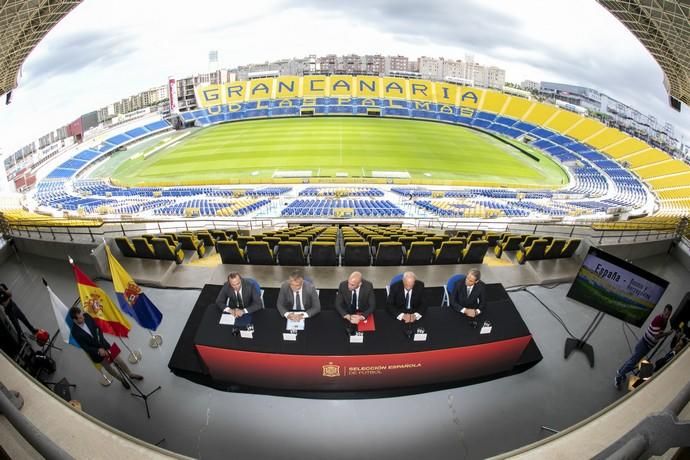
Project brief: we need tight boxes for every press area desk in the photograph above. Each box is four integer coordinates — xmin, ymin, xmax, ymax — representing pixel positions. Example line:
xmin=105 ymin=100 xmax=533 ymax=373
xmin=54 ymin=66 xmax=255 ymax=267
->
xmin=185 ymin=284 xmax=541 ymax=393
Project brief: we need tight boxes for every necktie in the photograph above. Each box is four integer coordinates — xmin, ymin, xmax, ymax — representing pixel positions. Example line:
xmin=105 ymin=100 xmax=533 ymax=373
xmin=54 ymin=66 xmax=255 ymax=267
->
xmin=236 ymin=290 xmax=243 ymax=308
xmin=405 ymin=290 xmax=410 ymax=310
xmin=295 ymin=291 xmax=303 ymax=310
xmin=351 ymin=290 xmax=357 ymax=313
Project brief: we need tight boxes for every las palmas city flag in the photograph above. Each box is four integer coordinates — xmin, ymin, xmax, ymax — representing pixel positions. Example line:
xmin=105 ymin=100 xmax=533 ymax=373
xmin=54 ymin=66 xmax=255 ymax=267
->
xmin=70 ymin=259 xmax=131 ymax=337
xmin=105 ymin=245 xmax=163 ymax=331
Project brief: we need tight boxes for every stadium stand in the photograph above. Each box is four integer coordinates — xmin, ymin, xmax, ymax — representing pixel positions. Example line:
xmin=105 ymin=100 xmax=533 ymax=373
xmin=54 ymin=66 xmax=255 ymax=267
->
xmin=31 ymin=77 xmax=690 ymax=220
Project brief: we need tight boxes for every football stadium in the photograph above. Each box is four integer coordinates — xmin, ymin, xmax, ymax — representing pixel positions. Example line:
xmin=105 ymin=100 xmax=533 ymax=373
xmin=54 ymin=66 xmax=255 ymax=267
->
xmin=1 ymin=1 xmax=690 ymax=459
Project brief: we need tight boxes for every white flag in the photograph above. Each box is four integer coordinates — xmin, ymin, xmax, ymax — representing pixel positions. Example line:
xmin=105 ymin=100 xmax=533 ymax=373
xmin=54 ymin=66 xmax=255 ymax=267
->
xmin=45 ymin=283 xmax=79 ymax=347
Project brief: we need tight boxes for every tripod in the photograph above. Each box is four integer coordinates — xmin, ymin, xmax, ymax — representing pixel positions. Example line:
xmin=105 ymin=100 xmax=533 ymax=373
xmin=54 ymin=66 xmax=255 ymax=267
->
xmin=564 ymin=311 xmax=605 ymax=368
xmin=110 ymin=355 xmax=161 ymax=419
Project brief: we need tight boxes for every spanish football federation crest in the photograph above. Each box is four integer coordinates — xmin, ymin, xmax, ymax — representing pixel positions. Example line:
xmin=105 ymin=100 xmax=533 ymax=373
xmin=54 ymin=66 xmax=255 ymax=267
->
xmin=124 ymin=282 xmax=142 ymax=307
xmin=322 ymin=362 xmax=340 ymax=378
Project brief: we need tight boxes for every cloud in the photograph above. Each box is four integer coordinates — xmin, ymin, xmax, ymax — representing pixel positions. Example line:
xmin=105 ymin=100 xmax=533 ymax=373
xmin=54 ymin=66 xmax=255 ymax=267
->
xmin=22 ymin=29 xmax=136 ymax=86
xmin=282 ymin=0 xmax=537 ymax=54
xmin=280 ymin=0 xmax=689 ymax=140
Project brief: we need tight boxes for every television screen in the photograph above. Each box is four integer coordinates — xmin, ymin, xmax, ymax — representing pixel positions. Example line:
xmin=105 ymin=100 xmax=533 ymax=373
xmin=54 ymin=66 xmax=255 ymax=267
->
xmin=567 ymin=246 xmax=669 ymax=327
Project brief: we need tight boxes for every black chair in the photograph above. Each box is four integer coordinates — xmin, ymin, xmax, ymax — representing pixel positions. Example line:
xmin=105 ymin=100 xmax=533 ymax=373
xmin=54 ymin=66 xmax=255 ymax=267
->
xmin=343 ymin=242 xmax=371 ymax=266
xmin=216 ymin=241 xmax=245 ymax=264
xmin=245 ymin=241 xmax=275 ymax=265
xmin=151 ymin=238 xmax=184 ymax=264
xmin=115 ymin=237 xmax=137 ymax=257
xmin=516 ymin=239 xmax=549 ymax=264
xmin=209 ymin=229 xmax=228 ymax=241
xmin=559 ymin=239 xmax=581 ymax=258
xmin=277 ymin=241 xmax=306 ymax=266
xmin=310 ymin=242 xmax=338 ymax=266
xmin=236 ymin=235 xmax=255 ymax=250
xmin=544 ymin=239 xmax=567 ymax=259
xmin=494 ymin=235 xmax=522 ymax=258
xmin=434 ymin=241 xmax=463 ymax=264
xmin=405 ymin=241 xmax=434 ymax=265
xmin=424 ymin=236 xmax=444 ymax=250
xmin=178 ymin=234 xmax=206 ymax=258
xmin=131 ymin=237 xmax=156 ymax=259
xmin=374 ymin=242 xmax=404 ymax=266
xmin=461 ymin=240 xmax=489 ymax=264
xmin=196 ymin=232 xmax=216 ymax=250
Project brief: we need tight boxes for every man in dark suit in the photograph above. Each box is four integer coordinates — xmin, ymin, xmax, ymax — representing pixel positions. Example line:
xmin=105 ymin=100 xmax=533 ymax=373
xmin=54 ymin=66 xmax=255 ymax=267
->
xmin=386 ymin=271 xmax=426 ymax=323
xmin=69 ymin=307 xmax=142 ymax=389
xmin=1 ymin=283 xmax=38 ymax=347
xmin=276 ymin=270 xmax=321 ymax=320
xmin=450 ymin=268 xmax=486 ymax=319
xmin=214 ymin=272 xmax=263 ymax=318
xmin=335 ymin=271 xmax=376 ymax=325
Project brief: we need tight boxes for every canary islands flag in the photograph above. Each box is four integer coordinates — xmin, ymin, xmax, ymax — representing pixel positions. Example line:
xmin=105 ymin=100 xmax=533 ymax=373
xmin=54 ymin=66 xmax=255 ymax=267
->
xmin=105 ymin=245 xmax=163 ymax=331
xmin=71 ymin=259 xmax=131 ymax=337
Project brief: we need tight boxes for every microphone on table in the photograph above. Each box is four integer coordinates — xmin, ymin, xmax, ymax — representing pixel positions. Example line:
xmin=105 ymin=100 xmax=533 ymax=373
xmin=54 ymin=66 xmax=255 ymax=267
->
xmin=346 ymin=309 xmax=360 ymax=336
xmin=404 ymin=322 xmax=414 ymax=339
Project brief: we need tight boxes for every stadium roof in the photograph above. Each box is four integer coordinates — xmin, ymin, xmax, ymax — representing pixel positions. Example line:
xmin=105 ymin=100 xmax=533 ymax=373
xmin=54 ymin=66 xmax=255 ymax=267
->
xmin=0 ymin=0 xmax=81 ymax=98
xmin=598 ymin=0 xmax=690 ymax=109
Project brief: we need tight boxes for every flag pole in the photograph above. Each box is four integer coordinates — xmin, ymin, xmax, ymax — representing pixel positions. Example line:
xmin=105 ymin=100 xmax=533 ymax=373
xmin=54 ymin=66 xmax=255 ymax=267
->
xmin=96 ymin=365 xmax=112 ymax=386
xmin=148 ymin=329 xmax=163 ymax=348
xmin=118 ymin=337 xmax=142 ymax=364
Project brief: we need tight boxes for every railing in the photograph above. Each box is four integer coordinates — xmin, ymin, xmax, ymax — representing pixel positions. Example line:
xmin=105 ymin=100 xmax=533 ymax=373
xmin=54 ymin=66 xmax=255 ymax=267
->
xmin=1 ymin=214 xmax=683 ymax=247
xmin=0 ymin=381 xmax=73 ymax=460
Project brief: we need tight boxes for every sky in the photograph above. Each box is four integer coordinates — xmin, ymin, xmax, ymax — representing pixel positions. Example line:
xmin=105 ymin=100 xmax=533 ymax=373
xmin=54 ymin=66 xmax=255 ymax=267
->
xmin=0 ymin=0 xmax=688 ymax=157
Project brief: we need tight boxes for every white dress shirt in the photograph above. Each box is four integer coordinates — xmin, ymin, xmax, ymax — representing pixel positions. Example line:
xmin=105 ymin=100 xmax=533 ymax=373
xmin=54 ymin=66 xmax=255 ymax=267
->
xmin=460 ymin=284 xmax=481 ymax=315
xmin=284 ymin=288 xmax=309 ymax=318
xmin=396 ymin=288 xmax=422 ymax=321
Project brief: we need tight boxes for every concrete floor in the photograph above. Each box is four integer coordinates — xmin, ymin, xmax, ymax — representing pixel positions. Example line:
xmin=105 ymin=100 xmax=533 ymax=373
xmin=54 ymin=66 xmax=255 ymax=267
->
xmin=1 ymin=248 xmax=688 ymax=460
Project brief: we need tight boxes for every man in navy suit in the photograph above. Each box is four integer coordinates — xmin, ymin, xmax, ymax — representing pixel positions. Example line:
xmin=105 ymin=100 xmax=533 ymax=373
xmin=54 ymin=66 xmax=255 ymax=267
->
xmin=214 ymin=272 xmax=263 ymax=317
xmin=450 ymin=268 xmax=486 ymax=319
xmin=69 ymin=307 xmax=142 ymax=389
xmin=386 ymin=271 xmax=426 ymax=324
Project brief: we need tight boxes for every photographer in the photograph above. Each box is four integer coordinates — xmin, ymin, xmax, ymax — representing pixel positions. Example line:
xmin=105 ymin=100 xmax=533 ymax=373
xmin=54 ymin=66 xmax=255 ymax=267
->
xmin=1 ymin=283 xmax=38 ymax=346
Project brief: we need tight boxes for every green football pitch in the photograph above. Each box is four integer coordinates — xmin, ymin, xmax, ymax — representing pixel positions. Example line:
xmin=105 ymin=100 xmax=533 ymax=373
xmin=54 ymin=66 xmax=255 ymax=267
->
xmin=95 ymin=117 xmax=569 ymax=187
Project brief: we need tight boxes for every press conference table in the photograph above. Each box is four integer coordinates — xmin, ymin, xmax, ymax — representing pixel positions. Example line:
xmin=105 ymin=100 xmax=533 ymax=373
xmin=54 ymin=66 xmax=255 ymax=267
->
xmin=192 ymin=283 xmax=540 ymax=392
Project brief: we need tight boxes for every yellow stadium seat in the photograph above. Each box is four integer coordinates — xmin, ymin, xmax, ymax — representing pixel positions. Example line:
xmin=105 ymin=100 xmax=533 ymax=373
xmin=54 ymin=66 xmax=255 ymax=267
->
xmin=481 ymin=91 xmax=509 ymax=114
xmin=634 ymin=159 xmax=690 ymax=178
xmin=601 ymin=136 xmax=648 ymax=158
xmin=620 ymin=148 xmax=668 ymax=168
xmin=585 ymin=127 xmax=628 ymax=150
xmin=566 ymin=118 xmax=606 ymax=141
xmin=502 ymin=97 xmax=534 ymax=120
xmin=523 ymin=102 xmax=559 ymax=125
xmin=544 ymin=110 xmax=581 ymax=133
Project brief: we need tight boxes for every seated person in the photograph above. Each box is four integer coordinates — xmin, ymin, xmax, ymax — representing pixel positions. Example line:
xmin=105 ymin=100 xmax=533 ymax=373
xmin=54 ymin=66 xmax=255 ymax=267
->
xmin=276 ymin=270 xmax=321 ymax=321
xmin=214 ymin=272 xmax=263 ymax=317
xmin=450 ymin=268 xmax=486 ymax=319
xmin=386 ymin=271 xmax=425 ymax=324
xmin=335 ymin=271 xmax=375 ymax=325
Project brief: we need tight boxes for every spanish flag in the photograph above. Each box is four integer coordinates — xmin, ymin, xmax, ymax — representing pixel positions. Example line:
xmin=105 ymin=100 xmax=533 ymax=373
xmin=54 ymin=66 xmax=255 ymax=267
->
xmin=71 ymin=259 xmax=131 ymax=337
xmin=105 ymin=245 xmax=163 ymax=331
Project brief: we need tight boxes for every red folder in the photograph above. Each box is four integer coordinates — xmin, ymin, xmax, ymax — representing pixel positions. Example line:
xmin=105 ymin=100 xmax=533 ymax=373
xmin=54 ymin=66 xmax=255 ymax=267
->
xmin=357 ymin=314 xmax=376 ymax=332
xmin=107 ymin=342 xmax=121 ymax=362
